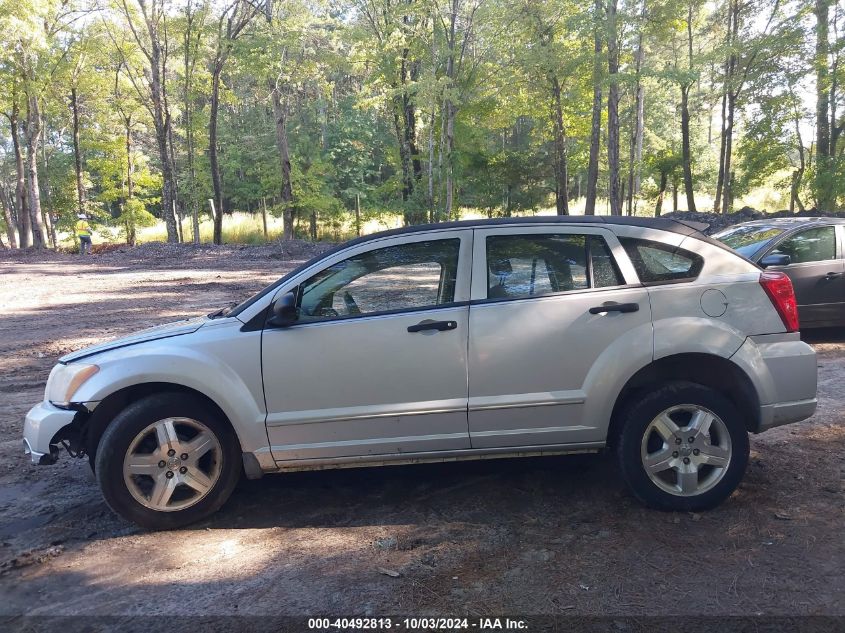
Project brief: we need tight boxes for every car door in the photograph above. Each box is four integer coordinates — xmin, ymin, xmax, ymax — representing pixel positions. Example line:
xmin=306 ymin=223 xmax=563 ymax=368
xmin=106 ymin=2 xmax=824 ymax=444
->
xmin=765 ymin=225 xmax=845 ymax=327
xmin=261 ymin=231 xmax=473 ymax=462
xmin=467 ymin=226 xmax=653 ymax=449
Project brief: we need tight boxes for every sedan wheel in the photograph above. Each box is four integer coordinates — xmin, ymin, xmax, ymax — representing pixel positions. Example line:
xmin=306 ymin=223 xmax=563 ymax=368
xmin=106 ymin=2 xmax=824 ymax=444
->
xmin=96 ymin=393 xmax=241 ymax=530
xmin=640 ymin=405 xmax=732 ymax=497
xmin=123 ymin=417 xmax=223 ymax=512
xmin=617 ymin=381 xmax=749 ymax=511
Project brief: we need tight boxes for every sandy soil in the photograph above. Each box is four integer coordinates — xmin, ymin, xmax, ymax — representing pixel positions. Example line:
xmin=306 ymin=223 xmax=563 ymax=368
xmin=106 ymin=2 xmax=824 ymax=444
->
xmin=0 ymin=244 xmax=842 ymax=617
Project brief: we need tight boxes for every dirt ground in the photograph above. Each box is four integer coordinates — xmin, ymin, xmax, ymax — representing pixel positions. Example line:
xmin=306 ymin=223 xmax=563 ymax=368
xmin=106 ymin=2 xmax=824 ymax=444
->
xmin=0 ymin=243 xmax=842 ymax=617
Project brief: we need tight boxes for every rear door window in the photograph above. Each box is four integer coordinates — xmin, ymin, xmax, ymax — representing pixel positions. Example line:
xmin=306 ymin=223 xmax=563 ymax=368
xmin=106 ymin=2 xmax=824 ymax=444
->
xmin=619 ymin=238 xmax=703 ymax=284
xmin=485 ymin=234 xmax=623 ymax=300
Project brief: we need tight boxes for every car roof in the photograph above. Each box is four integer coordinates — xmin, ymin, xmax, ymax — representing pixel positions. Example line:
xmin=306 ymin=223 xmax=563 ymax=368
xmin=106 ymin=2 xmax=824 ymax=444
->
xmin=725 ymin=217 xmax=845 ymax=229
xmin=338 ymin=215 xmax=711 ymax=248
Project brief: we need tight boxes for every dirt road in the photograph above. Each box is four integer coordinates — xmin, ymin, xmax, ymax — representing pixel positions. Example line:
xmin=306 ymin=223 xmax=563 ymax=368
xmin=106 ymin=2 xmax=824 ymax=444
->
xmin=0 ymin=244 xmax=842 ymax=616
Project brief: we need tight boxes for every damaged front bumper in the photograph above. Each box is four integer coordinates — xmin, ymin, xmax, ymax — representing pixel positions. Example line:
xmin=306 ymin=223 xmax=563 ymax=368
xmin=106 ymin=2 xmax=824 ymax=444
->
xmin=23 ymin=401 xmax=78 ymax=465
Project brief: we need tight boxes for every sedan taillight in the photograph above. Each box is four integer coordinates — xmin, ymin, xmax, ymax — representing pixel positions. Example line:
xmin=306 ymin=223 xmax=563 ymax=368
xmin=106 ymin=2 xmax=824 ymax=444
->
xmin=759 ymin=271 xmax=799 ymax=333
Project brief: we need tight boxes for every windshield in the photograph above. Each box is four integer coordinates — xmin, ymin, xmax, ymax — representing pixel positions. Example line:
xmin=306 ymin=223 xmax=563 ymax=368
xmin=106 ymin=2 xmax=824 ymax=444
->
xmin=712 ymin=224 xmax=785 ymax=258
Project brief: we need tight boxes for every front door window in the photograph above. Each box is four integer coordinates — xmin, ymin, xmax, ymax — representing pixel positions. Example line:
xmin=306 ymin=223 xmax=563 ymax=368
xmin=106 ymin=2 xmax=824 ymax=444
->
xmin=298 ymin=239 xmax=461 ymax=321
xmin=771 ymin=226 xmax=837 ymax=264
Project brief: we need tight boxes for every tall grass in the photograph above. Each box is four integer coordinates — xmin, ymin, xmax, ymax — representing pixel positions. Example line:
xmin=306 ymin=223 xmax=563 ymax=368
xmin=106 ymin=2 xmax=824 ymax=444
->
xmin=54 ymin=185 xmax=792 ymax=249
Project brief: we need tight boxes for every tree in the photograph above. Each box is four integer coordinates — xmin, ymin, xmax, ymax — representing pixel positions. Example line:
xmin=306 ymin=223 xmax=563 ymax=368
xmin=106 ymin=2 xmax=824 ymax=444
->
xmin=585 ymin=0 xmax=603 ymax=215
xmin=209 ymin=1 xmax=261 ymax=245
xmin=605 ymin=0 xmax=621 ymax=216
xmin=115 ymin=0 xmax=180 ymax=242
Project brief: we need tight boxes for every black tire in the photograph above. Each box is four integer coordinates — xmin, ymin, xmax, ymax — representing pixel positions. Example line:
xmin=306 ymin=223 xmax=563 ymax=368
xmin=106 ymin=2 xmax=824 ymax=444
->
xmin=95 ymin=393 xmax=241 ymax=530
xmin=616 ymin=381 xmax=750 ymax=512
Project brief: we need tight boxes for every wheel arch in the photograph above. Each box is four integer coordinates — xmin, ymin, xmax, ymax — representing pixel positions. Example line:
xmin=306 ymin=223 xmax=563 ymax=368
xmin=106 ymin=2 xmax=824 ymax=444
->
xmin=607 ymin=353 xmax=761 ymax=446
xmin=80 ymin=382 xmax=241 ymax=466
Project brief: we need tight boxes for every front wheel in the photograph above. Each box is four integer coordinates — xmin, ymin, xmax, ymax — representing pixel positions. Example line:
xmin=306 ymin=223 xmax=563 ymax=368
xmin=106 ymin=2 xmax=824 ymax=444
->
xmin=616 ymin=382 xmax=750 ymax=512
xmin=95 ymin=393 xmax=241 ymax=530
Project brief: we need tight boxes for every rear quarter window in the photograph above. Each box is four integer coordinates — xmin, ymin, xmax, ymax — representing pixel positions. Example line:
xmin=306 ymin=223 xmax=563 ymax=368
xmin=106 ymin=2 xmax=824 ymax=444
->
xmin=620 ymin=237 xmax=703 ymax=284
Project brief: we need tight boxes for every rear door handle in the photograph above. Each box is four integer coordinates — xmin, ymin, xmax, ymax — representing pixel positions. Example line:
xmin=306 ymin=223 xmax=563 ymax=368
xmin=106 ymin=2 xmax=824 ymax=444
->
xmin=824 ymin=272 xmax=843 ymax=279
xmin=407 ymin=320 xmax=458 ymax=333
xmin=589 ymin=302 xmax=640 ymax=315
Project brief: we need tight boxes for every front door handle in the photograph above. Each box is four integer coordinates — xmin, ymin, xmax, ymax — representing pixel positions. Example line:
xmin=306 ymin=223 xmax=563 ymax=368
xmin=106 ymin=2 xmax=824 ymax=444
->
xmin=824 ymin=272 xmax=843 ymax=280
xmin=589 ymin=302 xmax=640 ymax=315
xmin=407 ymin=320 xmax=458 ymax=333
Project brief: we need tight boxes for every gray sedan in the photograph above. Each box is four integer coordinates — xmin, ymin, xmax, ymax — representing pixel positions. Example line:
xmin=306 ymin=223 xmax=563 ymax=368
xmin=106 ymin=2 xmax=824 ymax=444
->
xmin=714 ymin=218 xmax=845 ymax=328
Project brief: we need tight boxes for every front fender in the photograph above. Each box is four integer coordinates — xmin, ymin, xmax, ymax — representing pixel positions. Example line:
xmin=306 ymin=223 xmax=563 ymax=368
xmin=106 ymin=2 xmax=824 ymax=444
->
xmin=72 ymin=322 xmax=269 ymax=455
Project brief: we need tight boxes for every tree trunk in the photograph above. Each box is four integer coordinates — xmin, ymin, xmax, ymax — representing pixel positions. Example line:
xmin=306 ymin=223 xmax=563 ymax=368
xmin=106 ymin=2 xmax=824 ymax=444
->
xmin=355 ymin=193 xmax=361 ymax=236
xmin=428 ymin=108 xmax=435 ymax=222
xmin=791 ymin=106 xmax=807 ymax=213
xmin=9 ymin=107 xmax=31 ymax=248
xmin=680 ymin=85 xmax=697 ymax=212
xmin=655 ymin=170 xmax=667 ymax=216
xmin=814 ymin=0 xmax=833 ymax=209
xmin=24 ymin=94 xmax=47 ymax=248
xmin=210 ymin=61 xmax=225 ymax=244
xmin=672 ymin=178 xmax=679 ymax=212
xmin=714 ymin=81 xmax=728 ymax=212
xmin=714 ymin=1 xmax=735 ymax=213
xmin=626 ymin=0 xmax=646 ymax=216
xmin=40 ymin=140 xmax=57 ymax=249
xmin=551 ymin=76 xmax=569 ymax=215
xmin=606 ymin=0 xmax=622 ymax=216
xmin=0 ymin=186 xmax=17 ymax=248
xmin=721 ymin=93 xmax=736 ymax=213
xmin=70 ymin=86 xmax=87 ymax=216
xmin=271 ymin=85 xmax=294 ymax=240
xmin=262 ymin=197 xmax=268 ymax=239
xmin=715 ymin=0 xmax=738 ymax=214
xmin=142 ymin=7 xmax=178 ymax=244
xmin=680 ymin=2 xmax=697 ymax=213
xmin=126 ymin=118 xmax=137 ymax=246
xmin=585 ymin=0 xmax=603 ymax=216
xmin=444 ymin=100 xmax=455 ymax=220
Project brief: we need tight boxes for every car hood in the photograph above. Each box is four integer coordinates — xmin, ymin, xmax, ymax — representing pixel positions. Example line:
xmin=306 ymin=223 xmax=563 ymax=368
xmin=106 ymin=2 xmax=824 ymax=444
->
xmin=59 ymin=316 xmax=207 ymax=363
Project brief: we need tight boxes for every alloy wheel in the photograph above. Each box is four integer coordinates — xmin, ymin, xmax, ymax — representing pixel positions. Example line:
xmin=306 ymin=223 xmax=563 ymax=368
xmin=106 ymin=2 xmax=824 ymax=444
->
xmin=640 ymin=404 xmax=732 ymax=497
xmin=122 ymin=417 xmax=223 ymax=512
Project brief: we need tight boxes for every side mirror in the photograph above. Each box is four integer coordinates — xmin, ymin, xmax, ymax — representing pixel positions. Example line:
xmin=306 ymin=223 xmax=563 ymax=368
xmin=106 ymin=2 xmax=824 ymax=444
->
xmin=760 ymin=253 xmax=791 ymax=268
xmin=268 ymin=291 xmax=298 ymax=327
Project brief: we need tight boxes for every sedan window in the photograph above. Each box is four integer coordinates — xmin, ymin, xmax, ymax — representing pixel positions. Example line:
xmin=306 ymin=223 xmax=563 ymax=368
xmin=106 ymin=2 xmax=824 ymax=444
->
xmin=771 ymin=226 xmax=836 ymax=264
xmin=485 ymin=234 xmax=623 ymax=300
xmin=298 ymin=239 xmax=460 ymax=321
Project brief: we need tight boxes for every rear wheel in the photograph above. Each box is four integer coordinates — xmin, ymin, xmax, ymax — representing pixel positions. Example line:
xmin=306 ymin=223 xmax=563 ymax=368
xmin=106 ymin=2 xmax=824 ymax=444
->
xmin=95 ymin=393 xmax=241 ymax=530
xmin=616 ymin=382 xmax=749 ymax=511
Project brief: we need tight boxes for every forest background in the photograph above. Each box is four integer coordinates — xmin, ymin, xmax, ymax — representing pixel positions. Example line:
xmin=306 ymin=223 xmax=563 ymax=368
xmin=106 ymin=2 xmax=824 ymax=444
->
xmin=1 ymin=0 xmax=842 ymax=249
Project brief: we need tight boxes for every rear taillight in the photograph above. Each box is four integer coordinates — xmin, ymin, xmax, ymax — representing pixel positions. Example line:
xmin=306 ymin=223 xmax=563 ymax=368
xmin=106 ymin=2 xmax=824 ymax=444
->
xmin=759 ymin=271 xmax=799 ymax=333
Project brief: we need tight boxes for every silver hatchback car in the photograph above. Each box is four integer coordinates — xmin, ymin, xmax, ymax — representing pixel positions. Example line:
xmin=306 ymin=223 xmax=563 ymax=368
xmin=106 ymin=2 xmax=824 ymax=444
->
xmin=24 ymin=217 xmax=818 ymax=529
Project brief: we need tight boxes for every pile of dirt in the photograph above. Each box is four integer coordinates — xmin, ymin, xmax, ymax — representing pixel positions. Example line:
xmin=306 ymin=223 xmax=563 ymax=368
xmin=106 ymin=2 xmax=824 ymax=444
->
xmin=663 ymin=207 xmax=845 ymax=234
